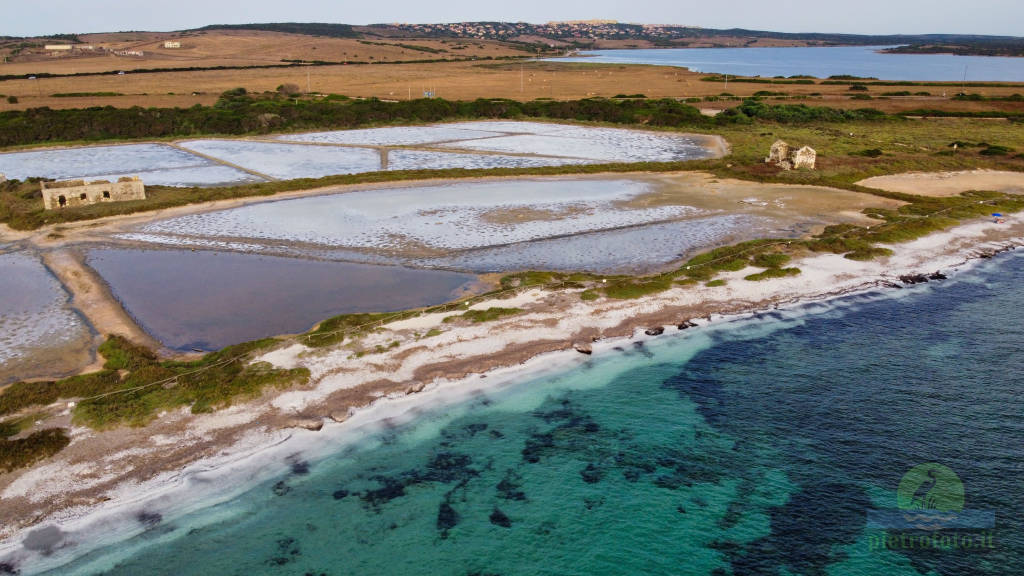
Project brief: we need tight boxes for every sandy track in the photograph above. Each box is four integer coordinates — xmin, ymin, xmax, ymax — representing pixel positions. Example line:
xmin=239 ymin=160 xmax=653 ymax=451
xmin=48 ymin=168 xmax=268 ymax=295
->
xmin=858 ymin=169 xmax=1024 ymax=197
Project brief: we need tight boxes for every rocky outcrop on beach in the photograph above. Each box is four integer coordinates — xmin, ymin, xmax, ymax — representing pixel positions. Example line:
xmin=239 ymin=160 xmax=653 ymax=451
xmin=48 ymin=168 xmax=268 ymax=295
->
xmin=573 ymin=341 xmax=593 ymax=355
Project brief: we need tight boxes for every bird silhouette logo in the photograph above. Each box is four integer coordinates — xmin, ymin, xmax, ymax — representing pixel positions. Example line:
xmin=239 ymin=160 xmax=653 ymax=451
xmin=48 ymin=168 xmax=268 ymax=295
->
xmin=896 ymin=463 xmax=964 ymax=529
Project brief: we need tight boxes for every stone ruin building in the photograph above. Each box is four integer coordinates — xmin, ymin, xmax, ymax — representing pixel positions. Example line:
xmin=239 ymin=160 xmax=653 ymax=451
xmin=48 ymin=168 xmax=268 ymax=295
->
xmin=41 ymin=176 xmax=146 ymax=210
xmin=766 ymin=140 xmax=816 ymax=170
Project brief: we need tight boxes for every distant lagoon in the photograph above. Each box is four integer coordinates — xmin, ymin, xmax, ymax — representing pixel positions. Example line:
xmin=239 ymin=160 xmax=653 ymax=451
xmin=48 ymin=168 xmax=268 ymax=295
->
xmin=550 ymin=46 xmax=1024 ymax=82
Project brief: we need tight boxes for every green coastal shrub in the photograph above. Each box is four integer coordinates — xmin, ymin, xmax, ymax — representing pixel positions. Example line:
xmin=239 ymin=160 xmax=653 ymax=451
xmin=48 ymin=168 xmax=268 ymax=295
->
xmin=304 ymin=312 xmax=394 ymax=347
xmin=0 ymin=336 xmax=307 ymax=429
xmin=980 ymin=145 xmax=1012 ymax=156
xmin=751 ymin=252 xmax=791 ymax=268
xmin=744 ymin=267 xmax=801 ymax=281
xmin=602 ymin=276 xmax=674 ymax=299
xmin=444 ymin=307 xmax=523 ymax=323
xmin=845 ymin=247 xmax=895 ymax=261
xmin=0 ymin=429 xmax=70 ymax=472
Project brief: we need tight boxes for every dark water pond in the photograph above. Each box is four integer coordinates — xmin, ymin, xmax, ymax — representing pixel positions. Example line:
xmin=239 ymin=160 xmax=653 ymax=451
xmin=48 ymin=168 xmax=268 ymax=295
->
xmin=86 ymin=248 xmax=476 ymax=350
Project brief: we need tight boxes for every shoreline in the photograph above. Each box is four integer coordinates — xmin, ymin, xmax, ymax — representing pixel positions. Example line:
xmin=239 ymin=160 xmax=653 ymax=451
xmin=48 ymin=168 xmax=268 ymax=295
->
xmin=2 ymin=210 xmax=1024 ymax=572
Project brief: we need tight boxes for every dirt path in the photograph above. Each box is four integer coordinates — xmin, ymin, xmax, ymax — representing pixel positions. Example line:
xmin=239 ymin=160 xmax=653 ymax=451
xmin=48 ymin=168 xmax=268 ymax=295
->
xmin=40 ymin=249 xmax=162 ymax=352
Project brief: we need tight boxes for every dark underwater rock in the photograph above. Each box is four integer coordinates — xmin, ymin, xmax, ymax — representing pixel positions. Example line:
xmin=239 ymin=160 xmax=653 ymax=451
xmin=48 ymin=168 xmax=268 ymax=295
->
xmin=136 ymin=511 xmax=162 ymax=529
xmin=272 ymin=481 xmax=291 ymax=496
xmin=489 ymin=507 xmax=512 ymax=528
xmin=497 ymin=469 xmax=527 ymax=501
xmin=289 ymin=459 xmax=310 ymax=476
xmin=580 ymin=463 xmax=604 ymax=484
xmin=726 ymin=482 xmax=870 ymax=576
xmin=266 ymin=536 xmax=301 ymax=566
xmin=522 ymin=432 xmax=554 ymax=463
xmin=437 ymin=501 xmax=460 ymax=536
xmin=632 ymin=341 xmax=654 ymax=358
xmin=360 ymin=477 xmax=407 ymax=508
xmin=423 ymin=452 xmax=477 ymax=483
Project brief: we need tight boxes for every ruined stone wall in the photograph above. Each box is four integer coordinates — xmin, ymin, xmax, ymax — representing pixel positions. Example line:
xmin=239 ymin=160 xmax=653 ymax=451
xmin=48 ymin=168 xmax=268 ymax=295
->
xmin=792 ymin=146 xmax=817 ymax=170
xmin=42 ymin=177 xmax=146 ymax=210
xmin=768 ymin=140 xmax=790 ymax=164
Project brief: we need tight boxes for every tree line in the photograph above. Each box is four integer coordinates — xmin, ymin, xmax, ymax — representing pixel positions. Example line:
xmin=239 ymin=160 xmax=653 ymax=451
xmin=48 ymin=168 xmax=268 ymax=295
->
xmin=0 ymin=90 xmax=901 ymax=148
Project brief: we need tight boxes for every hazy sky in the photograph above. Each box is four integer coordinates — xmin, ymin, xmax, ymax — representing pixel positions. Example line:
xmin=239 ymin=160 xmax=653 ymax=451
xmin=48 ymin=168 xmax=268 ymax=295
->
xmin=4 ymin=0 xmax=1022 ymax=37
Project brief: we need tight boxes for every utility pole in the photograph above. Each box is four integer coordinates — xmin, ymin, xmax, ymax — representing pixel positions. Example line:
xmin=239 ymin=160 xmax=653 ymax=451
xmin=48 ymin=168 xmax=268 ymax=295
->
xmin=724 ymin=74 xmax=729 ymax=91
xmin=307 ymin=69 xmax=311 ymax=94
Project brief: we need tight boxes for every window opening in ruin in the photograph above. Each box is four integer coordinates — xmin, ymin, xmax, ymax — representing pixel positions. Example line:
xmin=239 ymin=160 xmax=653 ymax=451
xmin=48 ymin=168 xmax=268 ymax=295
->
xmin=58 ymin=195 xmax=66 ymax=207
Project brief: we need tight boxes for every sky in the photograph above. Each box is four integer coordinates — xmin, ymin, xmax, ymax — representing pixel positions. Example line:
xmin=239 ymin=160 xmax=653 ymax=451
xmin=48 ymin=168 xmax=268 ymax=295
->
xmin=3 ymin=0 xmax=1022 ymax=38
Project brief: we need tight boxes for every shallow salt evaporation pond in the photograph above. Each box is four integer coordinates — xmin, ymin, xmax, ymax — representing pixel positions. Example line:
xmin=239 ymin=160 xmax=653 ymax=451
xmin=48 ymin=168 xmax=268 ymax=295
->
xmin=0 ymin=252 xmax=94 ymax=384
xmin=0 ymin=144 xmax=261 ymax=187
xmin=0 ymin=122 xmax=716 ymax=187
xmin=132 ymin=179 xmax=692 ymax=251
xmin=85 ymin=249 xmax=477 ymax=351
xmin=116 ymin=174 xmax=885 ymax=274
xmin=118 ymin=178 xmax=765 ymax=273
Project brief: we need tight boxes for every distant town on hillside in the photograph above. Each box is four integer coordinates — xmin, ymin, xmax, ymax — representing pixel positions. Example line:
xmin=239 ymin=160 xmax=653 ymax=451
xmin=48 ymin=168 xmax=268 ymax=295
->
xmin=5 ymin=21 xmax=1023 ymax=56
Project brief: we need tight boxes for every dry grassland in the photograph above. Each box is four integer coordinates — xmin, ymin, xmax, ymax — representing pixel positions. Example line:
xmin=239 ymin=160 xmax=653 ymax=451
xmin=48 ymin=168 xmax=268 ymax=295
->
xmin=2 ymin=59 xmax=1024 ymax=116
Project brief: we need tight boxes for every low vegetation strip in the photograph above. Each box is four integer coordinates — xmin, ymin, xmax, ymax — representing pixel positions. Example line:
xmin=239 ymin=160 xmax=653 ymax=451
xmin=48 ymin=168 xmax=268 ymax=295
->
xmin=0 ymin=336 xmax=309 ymax=429
xmin=0 ymin=429 xmax=70 ymax=473
xmin=444 ymin=307 xmax=524 ymax=324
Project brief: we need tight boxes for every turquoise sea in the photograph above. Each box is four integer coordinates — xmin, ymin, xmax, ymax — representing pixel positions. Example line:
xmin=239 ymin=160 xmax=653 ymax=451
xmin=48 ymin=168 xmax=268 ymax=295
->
xmin=26 ymin=251 xmax=1024 ymax=575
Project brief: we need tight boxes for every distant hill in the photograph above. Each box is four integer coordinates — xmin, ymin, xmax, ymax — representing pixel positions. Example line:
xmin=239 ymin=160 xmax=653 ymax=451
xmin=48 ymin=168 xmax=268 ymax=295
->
xmin=8 ymin=23 xmax=1023 ymax=57
xmin=187 ymin=22 xmax=1024 ymax=56
xmin=195 ymin=23 xmax=357 ymax=38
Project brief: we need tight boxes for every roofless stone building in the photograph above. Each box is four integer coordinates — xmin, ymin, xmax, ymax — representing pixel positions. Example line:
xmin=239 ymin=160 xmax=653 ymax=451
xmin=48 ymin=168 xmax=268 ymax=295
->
xmin=765 ymin=140 xmax=816 ymax=170
xmin=41 ymin=177 xmax=146 ymax=210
